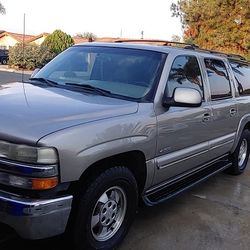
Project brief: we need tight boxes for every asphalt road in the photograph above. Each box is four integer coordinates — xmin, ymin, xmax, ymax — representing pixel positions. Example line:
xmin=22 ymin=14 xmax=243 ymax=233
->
xmin=1 ymin=71 xmax=250 ymax=249
xmin=0 ymin=70 xmax=30 ymax=84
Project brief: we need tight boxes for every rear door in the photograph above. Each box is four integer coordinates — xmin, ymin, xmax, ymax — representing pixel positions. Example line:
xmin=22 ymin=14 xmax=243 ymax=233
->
xmin=203 ymin=58 xmax=239 ymax=158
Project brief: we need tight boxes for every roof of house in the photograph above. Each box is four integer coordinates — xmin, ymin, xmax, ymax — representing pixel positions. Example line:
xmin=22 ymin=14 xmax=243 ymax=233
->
xmin=0 ymin=31 xmax=36 ymax=43
xmin=73 ymin=37 xmax=120 ymax=44
xmin=96 ymin=37 xmax=119 ymax=42
xmin=73 ymin=37 xmax=89 ymax=44
xmin=27 ymin=32 xmax=49 ymax=43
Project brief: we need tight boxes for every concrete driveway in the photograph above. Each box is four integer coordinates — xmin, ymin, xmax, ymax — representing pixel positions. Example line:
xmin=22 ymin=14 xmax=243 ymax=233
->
xmin=1 ymin=167 xmax=250 ymax=250
xmin=120 ymin=170 xmax=250 ymax=250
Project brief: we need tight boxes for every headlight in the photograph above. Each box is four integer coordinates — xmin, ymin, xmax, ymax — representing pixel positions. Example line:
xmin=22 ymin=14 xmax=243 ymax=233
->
xmin=0 ymin=141 xmax=58 ymax=164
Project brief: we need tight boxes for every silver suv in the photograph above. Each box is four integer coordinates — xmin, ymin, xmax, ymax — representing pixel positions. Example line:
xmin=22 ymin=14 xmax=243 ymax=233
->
xmin=0 ymin=41 xmax=250 ymax=250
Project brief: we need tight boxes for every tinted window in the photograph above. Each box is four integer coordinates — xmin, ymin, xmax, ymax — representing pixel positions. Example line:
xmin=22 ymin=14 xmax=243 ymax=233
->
xmin=204 ymin=59 xmax=231 ymax=100
xmin=35 ymin=47 xmax=166 ymax=100
xmin=230 ymin=61 xmax=250 ymax=96
xmin=166 ymin=55 xmax=203 ymax=98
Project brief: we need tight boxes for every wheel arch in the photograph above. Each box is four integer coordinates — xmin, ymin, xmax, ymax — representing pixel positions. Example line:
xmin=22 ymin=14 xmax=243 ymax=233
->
xmin=231 ymin=115 xmax=250 ymax=153
xmin=70 ymin=150 xmax=148 ymax=198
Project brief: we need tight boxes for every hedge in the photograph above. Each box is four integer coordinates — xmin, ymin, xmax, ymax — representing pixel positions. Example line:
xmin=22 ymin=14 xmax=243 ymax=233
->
xmin=8 ymin=43 xmax=55 ymax=70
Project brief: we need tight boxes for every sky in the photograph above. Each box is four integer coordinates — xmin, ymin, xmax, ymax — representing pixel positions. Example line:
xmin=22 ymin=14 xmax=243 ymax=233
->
xmin=0 ymin=0 xmax=183 ymax=40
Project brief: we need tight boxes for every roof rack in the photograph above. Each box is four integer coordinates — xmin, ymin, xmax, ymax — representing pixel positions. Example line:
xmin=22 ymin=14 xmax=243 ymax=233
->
xmin=114 ymin=39 xmax=248 ymax=62
xmin=224 ymin=53 xmax=247 ymax=61
xmin=195 ymin=48 xmax=247 ymax=61
xmin=115 ymin=39 xmax=199 ymax=49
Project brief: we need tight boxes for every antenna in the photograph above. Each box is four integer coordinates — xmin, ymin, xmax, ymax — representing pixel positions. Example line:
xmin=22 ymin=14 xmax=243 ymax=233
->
xmin=22 ymin=13 xmax=26 ymax=83
xmin=21 ymin=13 xmax=29 ymax=106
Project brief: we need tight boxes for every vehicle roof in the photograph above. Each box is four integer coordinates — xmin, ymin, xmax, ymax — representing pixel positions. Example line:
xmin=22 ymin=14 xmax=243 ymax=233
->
xmin=75 ymin=42 xmax=239 ymax=62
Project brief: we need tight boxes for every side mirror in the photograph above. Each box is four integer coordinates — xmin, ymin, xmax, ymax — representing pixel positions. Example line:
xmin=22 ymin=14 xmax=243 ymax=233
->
xmin=163 ymin=87 xmax=202 ymax=108
xmin=30 ymin=68 xmax=40 ymax=78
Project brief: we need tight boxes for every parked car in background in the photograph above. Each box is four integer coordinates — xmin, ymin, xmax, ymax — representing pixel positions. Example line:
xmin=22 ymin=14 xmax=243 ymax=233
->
xmin=0 ymin=49 xmax=8 ymax=65
xmin=0 ymin=40 xmax=249 ymax=250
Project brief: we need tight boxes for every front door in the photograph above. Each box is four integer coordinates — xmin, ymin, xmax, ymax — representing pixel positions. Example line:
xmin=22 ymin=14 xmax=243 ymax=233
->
xmin=153 ymin=55 xmax=213 ymax=185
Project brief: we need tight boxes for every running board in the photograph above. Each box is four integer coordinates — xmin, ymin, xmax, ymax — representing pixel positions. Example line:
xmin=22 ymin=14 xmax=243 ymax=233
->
xmin=143 ymin=160 xmax=232 ymax=206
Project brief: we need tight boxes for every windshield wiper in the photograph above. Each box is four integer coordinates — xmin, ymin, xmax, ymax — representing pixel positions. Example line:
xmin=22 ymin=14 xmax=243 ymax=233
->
xmin=64 ymin=83 xmax=112 ymax=96
xmin=29 ymin=77 xmax=58 ymax=86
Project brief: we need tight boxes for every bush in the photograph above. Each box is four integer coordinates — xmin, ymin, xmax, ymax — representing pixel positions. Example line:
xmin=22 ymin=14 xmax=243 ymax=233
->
xmin=9 ymin=43 xmax=55 ymax=70
xmin=42 ymin=29 xmax=74 ymax=54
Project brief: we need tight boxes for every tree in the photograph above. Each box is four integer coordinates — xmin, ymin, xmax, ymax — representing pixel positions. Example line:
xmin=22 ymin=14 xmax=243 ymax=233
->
xmin=0 ymin=2 xmax=5 ymax=14
xmin=171 ymin=34 xmax=181 ymax=42
xmin=171 ymin=0 xmax=250 ymax=59
xmin=75 ymin=32 xmax=97 ymax=42
xmin=42 ymin=29 xmax=74 ymax=54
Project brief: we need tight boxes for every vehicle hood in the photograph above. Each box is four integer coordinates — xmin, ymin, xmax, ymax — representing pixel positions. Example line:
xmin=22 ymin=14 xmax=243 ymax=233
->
xmin=0 ymin=82 xmax=138 ymax=144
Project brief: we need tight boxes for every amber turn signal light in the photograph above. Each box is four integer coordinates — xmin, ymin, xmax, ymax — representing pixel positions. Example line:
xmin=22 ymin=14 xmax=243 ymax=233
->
xmin=32 ymin=177 xmax=58 ymax=190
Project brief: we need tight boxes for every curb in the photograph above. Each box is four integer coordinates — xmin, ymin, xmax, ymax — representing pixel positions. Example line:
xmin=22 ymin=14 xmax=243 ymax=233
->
xmin=0 ymin=68 xmax=15 ymax=73
xmin=0 ymin=67 xmax=32 ymax=75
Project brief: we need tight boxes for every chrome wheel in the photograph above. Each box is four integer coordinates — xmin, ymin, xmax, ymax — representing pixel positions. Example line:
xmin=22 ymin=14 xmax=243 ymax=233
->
xmin=238 ymin=138 xmax=248 ymax=168
xmin=91 ymin=186 xmax=127 ymax=242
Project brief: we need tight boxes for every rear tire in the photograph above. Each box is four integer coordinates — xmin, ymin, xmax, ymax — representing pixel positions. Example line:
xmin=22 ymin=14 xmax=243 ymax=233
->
xmin=1 ymin=59 xmax=7 ymax=65
xmin=227 ymin=129 xmax=250 ymax=175
xmin=73 ymin=166 xmax=138 ymax=250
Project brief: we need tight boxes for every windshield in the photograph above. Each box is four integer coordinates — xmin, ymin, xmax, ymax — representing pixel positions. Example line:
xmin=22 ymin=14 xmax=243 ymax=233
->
xmin=35 ymin=46 xmax=166 ymax=101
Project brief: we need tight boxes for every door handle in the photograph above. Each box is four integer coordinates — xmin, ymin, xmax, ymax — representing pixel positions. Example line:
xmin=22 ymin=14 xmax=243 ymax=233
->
xmin=230 ymin=108 xmax=237 ymax=116
xmin=202 ymin=113 xmax=210 ymax=122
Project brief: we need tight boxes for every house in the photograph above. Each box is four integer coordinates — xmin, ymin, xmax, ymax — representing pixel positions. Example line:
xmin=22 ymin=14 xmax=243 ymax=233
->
xmin=0 ymin=30 xmax=123 ymax=50
xmin=28 ymin=32 xmax=49 ymax=46
xmin=95 ymin=37 xmax=119 ymax=43
xmin=73 ymin=37 xmax=89 ymax=44
xmin=72 ymin=36 xmax=119 ymax=44
xmin=0 ymin=31 xmax=49 ymax=49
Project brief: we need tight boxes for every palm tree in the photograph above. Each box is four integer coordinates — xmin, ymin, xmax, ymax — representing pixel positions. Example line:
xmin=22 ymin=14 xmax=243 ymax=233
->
xmin=0 ymin=2 xmax=6 ymax=15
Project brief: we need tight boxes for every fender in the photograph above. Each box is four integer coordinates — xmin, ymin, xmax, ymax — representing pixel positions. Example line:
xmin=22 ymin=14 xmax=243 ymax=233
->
xmin=76 ymin=136 xmax=156 ymax=189
xmin=77 ymin=136 xmax=148 ymax=160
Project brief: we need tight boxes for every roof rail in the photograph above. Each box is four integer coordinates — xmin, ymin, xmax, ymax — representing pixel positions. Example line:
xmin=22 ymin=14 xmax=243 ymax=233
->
xmin=115 ymin=39 xmax=248 ymax=62
xmin=226 ymin=53 xmax=247 ymax=61
xmin=115 ymin=39 xmax=199 ymax=49
xmin=195 ymin=48 xmax=247 ymax=61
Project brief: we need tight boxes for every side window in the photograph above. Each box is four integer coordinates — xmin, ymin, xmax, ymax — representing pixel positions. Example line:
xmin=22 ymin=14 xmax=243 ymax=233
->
xmin=230 ymin=61 xmax=250 ymax=96
xmin=166 ymin=55 xmax=204 ymax=98
xmin=204 ymin=59 xmax=232 ymax=100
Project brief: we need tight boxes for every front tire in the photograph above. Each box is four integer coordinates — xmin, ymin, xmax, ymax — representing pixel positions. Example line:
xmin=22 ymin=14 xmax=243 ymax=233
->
xmin=73 ymin=167 xmax=138 ymax=250
xmin=228 ymin=129 xmax=250 ymax=175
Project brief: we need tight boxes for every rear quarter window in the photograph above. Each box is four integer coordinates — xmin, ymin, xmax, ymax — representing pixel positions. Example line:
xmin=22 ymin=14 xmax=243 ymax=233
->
xmin=230 ymin=61 xmax=250 ymax=96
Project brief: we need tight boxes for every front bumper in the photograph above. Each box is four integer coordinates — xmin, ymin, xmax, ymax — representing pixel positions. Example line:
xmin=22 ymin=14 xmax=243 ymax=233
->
xmin=0 ymin=190 xmax=72 ymax=239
